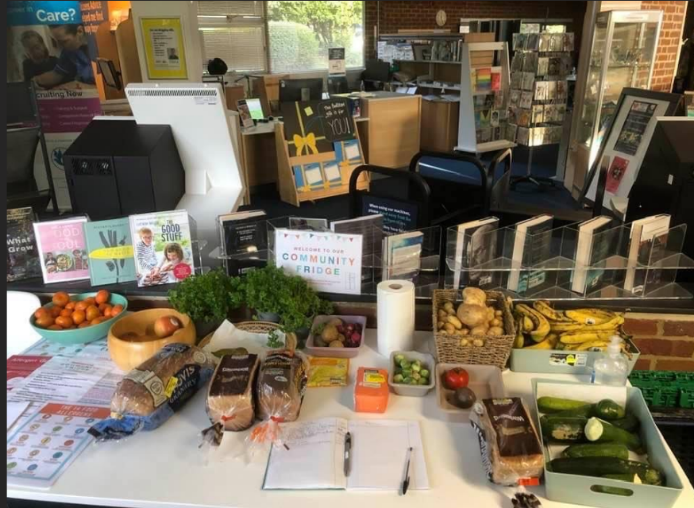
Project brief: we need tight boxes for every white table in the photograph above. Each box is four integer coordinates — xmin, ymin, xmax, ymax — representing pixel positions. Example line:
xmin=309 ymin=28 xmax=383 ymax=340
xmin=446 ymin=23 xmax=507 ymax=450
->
xmin=8 ymin=330 xmax=694 ymax=508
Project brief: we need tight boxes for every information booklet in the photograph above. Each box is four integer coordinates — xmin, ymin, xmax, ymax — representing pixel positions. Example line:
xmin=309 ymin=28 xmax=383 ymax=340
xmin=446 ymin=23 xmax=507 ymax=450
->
xmin=218 ymin=210 xmax=267 ymax=276
xmin=624 ymin=214 xmax=671 ymax=295
xmin=7 ymin=207 xmax=41 ymax=282
xmin=451 ymin=217 xmax=499 ymax=289
xmin=571 ymin=216 xmax=616 ymax=294
xmin=507 ymin=215 xmax=553 ymax=293
xmin=263 ymin=418 xmax=429 ymax=492
xmin=84 ymin=218 xmax=137 ymax=286
xmin=33 ymin=216 xmax=90 ymax=284
xmin=129 ymin=210 xmax=196 ymax=287
xmin=382 ymin=231 xmax=424 ymax=281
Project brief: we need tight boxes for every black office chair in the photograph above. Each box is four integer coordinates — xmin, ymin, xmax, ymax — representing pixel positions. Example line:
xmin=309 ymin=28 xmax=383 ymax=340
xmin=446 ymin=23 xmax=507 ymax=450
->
xmin=409 ymin=150 xmax=493 ymax=228
xmin=7 ymin=81 xmax=57 ymax=213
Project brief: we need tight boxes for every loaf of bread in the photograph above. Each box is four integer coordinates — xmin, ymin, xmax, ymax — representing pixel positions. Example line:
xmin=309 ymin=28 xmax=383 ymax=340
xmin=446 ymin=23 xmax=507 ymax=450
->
xmin=256 ymin=350 xmax=308 ymax=423
xmin=89 ymin=343 xmax=215 ymax=441
xmin=470 ymin=397 xmax=544 ymax=486
xmin=206 ymin=354 xmax=259 ymax=432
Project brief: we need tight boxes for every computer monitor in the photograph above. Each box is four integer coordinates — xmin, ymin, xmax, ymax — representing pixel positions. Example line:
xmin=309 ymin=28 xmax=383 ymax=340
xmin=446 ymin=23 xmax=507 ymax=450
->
xmin=363 ymin=60 xmax=390 ymax=82
xmin=245 ymin=98 xmax=264 ymax=120
xmin=328 ymin=76 xmax=349 ymax=95
xmin=279 ymin=78 xmax=324 ymax=102
xmin=7 ymin=82 xmax=36 ymax=126
xmin=97 ymin=58 xmax=122 ymax=90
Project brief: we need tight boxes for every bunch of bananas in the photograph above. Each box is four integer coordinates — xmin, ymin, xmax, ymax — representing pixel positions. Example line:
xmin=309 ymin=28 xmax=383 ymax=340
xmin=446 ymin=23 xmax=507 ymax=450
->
xmin=513 ymin=301 xmax=626 ymax=352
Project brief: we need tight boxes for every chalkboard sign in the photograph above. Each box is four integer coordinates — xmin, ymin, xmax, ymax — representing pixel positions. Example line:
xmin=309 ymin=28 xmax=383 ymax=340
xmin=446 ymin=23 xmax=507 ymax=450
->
xmin=281 ymin=101 xmax=333 ymax=156
xmin=361 ymin=195 xmax=419 ymax=234
xmin=318 ymin=98 xmax=355 ymax=142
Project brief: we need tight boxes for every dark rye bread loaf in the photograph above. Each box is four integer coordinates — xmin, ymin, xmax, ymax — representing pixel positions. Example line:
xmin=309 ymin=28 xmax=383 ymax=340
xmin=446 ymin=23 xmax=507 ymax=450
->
xmin=206 ymin=354 xmax=260 ymax=431
xmin=256 ymin=350 xmax=308 ymax=423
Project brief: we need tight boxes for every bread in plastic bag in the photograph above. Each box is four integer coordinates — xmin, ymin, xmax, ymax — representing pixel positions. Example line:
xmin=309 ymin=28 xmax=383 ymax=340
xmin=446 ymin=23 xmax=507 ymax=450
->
xmin=89 ymin=343 xmax=215 ymax=441
xmin=470 ymin=397 xmax=544 ymax=486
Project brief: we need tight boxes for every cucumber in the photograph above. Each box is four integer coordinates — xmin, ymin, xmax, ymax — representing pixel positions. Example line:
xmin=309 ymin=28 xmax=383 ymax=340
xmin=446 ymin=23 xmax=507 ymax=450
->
xmin=610 ymin=413 xmax=640 ymax=433
xmin=551 ymin=404 xmax=595 ymax=419
xmin=603 ymin=473 xmax=643 ymax=484
xmin=591 ymin=485 xmax=633 ymax=496
xmin=549 ymin=457 xmax=663 ymax=485
xmin=537 ymin=396 xmax=592 ymax=414
xmin=594 ymin=399 xmax=626 ymax=420
xmin=540 ymin=416 xmax=587 ymax=442
xmin=562 ymin=443 xmax=629 ymax=460
xmin=585 ymin=417 xmax=643 ymax=451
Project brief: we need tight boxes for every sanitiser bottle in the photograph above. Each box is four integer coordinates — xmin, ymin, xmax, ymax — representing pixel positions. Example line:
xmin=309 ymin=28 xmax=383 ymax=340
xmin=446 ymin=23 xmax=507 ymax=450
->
xmin=591 ymin=336 xmax=628 ymax=386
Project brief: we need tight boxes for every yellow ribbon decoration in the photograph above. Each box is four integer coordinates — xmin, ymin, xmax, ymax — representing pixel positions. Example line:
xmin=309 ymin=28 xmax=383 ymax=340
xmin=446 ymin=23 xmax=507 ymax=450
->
xmin=292 ymin=133 xmax=318 ymax=156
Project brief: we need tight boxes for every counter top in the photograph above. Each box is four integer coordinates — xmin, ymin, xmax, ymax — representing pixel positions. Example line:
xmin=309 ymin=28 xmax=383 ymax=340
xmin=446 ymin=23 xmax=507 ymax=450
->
xmin=8 ymin=330 xmax=694 ymax=508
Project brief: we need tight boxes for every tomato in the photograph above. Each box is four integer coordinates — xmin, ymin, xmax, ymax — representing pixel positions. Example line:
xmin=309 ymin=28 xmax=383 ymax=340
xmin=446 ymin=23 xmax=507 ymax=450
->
xmin=101 ymin=304 xmax=113 ymax=317
xmin=90 ymin=317 xmax=106 ymax=325
xmin=47 ymin=324 xmax=63 ymax=330
xmin=75 ymin=301 xmax=89 ymax=311
xmin=34 ymin=307 xmax=49 ymax=319
xmin=35 ymin=315 xmax=55 ymax=328
xmin=60 ymin=308 xmax=72 ymax=318
xmin=443 ymin=368 xmax=469 ymax=390
xmin=72 ymin=310 xmax=86 ymax=325
xmin=95 ymin=290 xmax=110 ymax=305
xmin=55 ymin=316 xmax=74 ymax=328
xmin=85 ymin=305 xmax=100 ymax=321
xmin=110 ymin=304 xmax=124 ymax=317
xmin=78 ymin=321 xmax=90 ymax=328
xmin=52 ymin=292 xmax=70 ymax=307
xmin=50 ymin=306 xmax=63 ymax=318
xmin=65 ymin=302 xmax=76 ymax=310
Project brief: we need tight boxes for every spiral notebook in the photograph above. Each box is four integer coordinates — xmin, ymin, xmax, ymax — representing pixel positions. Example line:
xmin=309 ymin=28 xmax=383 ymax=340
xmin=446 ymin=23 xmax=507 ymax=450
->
xmin=262 ymin=418 xmax=429 ymax=491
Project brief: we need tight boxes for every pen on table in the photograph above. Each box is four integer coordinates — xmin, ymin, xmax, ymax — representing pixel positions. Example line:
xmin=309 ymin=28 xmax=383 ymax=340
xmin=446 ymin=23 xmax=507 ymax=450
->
xmin=401 ymin=446 xmax=413 ymax=496
xmin=343 ymin=432 xmax=352 ymax=477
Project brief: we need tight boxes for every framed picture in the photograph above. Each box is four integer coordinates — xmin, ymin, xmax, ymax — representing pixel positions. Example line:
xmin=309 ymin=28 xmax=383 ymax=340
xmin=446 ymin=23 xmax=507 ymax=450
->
xmin=580 ymin=88 xmax=681 ymax=208
xmin=412 ymin=44 xmax=431 ymax=61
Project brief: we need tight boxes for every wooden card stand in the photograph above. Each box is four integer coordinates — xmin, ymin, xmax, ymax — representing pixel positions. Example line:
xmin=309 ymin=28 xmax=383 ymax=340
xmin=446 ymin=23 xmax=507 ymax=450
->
xmin=275 ymin=121 xmax=370 ymax=207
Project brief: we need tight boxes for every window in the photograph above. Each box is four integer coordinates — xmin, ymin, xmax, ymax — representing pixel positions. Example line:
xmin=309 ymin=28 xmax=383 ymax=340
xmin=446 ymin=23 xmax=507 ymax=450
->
xmin=267 ymin=1 xmax=364 ymax=73
xmin=197 ymin=1 xmax=267 ymax=73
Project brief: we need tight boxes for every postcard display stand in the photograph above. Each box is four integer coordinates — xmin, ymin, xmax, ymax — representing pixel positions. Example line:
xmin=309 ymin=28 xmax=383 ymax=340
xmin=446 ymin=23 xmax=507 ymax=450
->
xmin=457 ymin=42 xmax=516 ymax=153
xmin=508 ymin=32 xmax=573 ymax=147
xmin=276 ymin=99 xmax=370 ymax=207
xmin=445 ymin=223 xmax=694 ymax=300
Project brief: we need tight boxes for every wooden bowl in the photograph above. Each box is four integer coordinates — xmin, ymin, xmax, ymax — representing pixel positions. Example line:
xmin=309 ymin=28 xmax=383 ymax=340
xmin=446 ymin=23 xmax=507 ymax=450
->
xmin=108 ymin=309 xmax=196 ymax=372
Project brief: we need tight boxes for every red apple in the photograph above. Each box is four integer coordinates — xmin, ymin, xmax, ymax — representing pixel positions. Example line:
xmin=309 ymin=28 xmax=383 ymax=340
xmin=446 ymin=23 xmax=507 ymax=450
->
xmin=153 ymin=315 xmax=183 ymax=338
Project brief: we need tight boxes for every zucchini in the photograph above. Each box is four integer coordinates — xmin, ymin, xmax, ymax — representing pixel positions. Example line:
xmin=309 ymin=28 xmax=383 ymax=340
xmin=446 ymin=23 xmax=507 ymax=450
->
xmin=537 ymin=396 xmax=592 ymax=414
xmin=610 ymin=413 xmax=640 ymax=433
xmin=594 ymin=399 xmax=626 ymax=420
xmin=562 ymin=443 xmax=629 ymax=460
xmin=551 ymin=404 xmax=595 ymax=419
xmin=549 ymin=457 xmax=662 ymax=485
xmin=540 ymin=416 xmax=587 ymax=442
xmin=585 ymin=417 xmax=642 ymax=451
xmin=603 ymin=473 xmax=643 ymax=484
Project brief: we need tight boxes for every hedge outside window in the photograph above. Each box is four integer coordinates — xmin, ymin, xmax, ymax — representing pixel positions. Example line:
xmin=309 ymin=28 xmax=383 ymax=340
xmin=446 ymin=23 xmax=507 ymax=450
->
xmin=267 ymin=1 xmax=364 ymax=73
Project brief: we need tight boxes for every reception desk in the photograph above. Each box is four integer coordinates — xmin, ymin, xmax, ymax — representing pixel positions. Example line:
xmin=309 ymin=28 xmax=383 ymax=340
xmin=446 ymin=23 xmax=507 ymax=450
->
xmin=359 ymin=92 xmax=422 ymax=169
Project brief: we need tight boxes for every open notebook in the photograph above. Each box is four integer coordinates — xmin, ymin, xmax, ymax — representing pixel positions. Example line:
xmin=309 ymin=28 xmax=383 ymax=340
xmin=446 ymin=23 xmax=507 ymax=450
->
xmin=263 ymin=418 xmax=429 ymax=491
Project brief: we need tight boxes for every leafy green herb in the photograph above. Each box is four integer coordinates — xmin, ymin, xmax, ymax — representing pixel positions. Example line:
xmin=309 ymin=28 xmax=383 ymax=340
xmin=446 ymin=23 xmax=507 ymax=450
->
xmin=168 ymin=268 xmax=243 ymax=323
xmin=266 ymin=330 xmax=283 ymax=349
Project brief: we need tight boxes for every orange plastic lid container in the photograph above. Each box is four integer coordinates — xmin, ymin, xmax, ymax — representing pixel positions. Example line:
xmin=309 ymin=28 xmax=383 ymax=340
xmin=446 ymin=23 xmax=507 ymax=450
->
xmin=354 ymin=367 xmax=389 ymax=413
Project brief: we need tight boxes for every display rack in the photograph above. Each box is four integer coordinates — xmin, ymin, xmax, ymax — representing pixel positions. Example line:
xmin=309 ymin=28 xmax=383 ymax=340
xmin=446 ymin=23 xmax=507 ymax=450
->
xmin=275 ymin=105 xmax=370 ymax=207
xmin=444 ymin=222 xmax=694 ymax=300
xmin=456 ymin=42 xmax=516 ymax=153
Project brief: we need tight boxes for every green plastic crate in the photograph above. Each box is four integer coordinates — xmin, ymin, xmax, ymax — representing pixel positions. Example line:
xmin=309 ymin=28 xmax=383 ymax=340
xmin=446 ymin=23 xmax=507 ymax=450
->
xmin=679 ymin=388 xmax=694 ymax=409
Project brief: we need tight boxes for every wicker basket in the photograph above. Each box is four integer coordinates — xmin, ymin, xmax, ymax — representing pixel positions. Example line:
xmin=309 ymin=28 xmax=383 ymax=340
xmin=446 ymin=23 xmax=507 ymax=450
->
xmin=199 ymin=321 xmax=297 ymax=351
xmin=433 ymin=290 xmax=515 ymax=369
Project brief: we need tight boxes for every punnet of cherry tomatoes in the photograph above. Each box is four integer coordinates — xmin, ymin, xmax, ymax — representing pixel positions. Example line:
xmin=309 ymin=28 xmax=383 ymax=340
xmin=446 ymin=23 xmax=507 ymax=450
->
xmin=33 ymin=290 xmax=125 ymax=331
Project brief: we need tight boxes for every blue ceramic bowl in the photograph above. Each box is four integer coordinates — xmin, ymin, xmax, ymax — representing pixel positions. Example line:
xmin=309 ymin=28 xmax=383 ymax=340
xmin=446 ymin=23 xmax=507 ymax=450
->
xmin=29 ymin=292 xmax=128 ymax=345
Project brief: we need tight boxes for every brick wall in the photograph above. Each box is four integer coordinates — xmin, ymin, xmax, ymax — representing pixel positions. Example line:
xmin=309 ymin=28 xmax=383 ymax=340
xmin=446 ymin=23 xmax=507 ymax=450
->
xmin=624 ymin=313 xmax=694 ymax=371
xmin=640 ymin=1 xmax=688 ymax=92
xmin=364 ymin=1 xmax=587 ymax=59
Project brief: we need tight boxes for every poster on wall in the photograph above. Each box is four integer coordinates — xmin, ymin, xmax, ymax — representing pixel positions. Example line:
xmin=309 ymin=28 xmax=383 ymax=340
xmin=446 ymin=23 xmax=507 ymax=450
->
xmin=328 ymin=48 xmax=346 ymax=75
xmin=140 ymin=17 xmax=188 ymax=80
xmin=274 ymin=229 xmax=363 ymax=295
xmin=7 ymin=1 xmax=102 ymax=211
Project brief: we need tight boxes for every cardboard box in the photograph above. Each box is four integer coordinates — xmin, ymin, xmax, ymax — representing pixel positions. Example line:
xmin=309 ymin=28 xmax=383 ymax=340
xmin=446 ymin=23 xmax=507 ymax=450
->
xmin=533 ymin=380 xmax=684 ymax=508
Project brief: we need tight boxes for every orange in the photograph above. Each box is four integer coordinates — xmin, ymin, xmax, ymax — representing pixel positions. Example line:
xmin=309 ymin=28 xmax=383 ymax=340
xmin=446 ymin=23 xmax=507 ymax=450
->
xmin=52 ymin=292 xmax=70 ymax=307
xmin=65 ymin=302 xmax=76 ymax=310
xmin=35 ymin=315 xmax=54 ymax=328
xmin=78 ymin=321 xmax=90 ymax=328
xmin=110 ymin=304 xmax=124 ymax=317
xmin=83 ymin=297 xmax=96 ymax=307
xmin=75 ymin=301 xmax=88 ymax=311
xmin=55 ymin=316 xmax=74 ymax=328
xmin=72 ymin=310 xmax=86 ymax=325
xmin=34 ymin=307 xmax=49 ymax=319
xmin=50 ymin=306 xmax=63 ymax=318
xmin=85 ymin=305 xmax=100 ymax=321
xmin=47 ymin=324 xmax=63 ymax=330
xmin=101 ymin=304 xmax=113 ymax=317
xmin=90 ymin=317 xmax=106 ymax=325
xmin=60 ymin=308 xmax=72 ymax=318
xmin=95 ymin=290 xmax=110 ymax=305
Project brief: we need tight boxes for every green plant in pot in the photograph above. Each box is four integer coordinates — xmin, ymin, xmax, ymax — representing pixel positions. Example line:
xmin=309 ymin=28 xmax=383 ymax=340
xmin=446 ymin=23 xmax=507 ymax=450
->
xmin=168 ymin=268 xmax=243 ymax=340
xmin=242 ymin=265 xmax=332 ymax=343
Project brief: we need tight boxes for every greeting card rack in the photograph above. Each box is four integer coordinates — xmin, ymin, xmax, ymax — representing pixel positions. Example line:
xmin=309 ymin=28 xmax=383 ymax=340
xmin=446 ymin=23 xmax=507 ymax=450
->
xmin=444 ymin=223 xmax=694 ymax=301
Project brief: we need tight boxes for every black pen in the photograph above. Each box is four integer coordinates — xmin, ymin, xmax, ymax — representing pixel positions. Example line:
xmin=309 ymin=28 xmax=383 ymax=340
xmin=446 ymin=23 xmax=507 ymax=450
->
xmin=401 ymin=446 xmax=413 ymax=495
xmin=344 ymin=432 xmax=352 ymax=477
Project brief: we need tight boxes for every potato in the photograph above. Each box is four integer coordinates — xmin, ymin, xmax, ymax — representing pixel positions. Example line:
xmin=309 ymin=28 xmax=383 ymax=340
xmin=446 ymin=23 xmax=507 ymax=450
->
xmin=437 ymin=321 xmax=446 ymax=330
xmin=327 ymin=318 xmax=344 ymax=327
xmin=337 ymin=333 xmax=346 ymax=343
xmin=444 ymin=323 xmax=456 ymax=334
xmin=462 ymin=287 xmax=487 ymax=307
xmin=438 ymin=309 xmax=448 ymax=320
xmin=443 ymin=301 xmax=455 ymax=313
xmin=470 ymin=324 xmax=489 ymax=336
xmin=460 ymin=338 xmax=470 ymax=347
xmin=486 ymin=307 xmax=495 ymax=321
xmin=495 ymin=310 xmax=503 ymax=317
xmin=473 ymin=339 xmax=485 ymax=347
xmin=321 ymin=325 xmax=339 ymax=342
xmin=490 ymin=318 xmax=502 ymax=327
xmin=446 ymin=315 xmax=463 ymax=330
xmin=456 ymin=304 xmax=488 ymax=328
xmin=488 ymin=326 xmax=504 ymax=336
xmin=329 ymin=340 xmax=343 ymax=348
xmin=459 ymin=328 xmax=470 ymax=336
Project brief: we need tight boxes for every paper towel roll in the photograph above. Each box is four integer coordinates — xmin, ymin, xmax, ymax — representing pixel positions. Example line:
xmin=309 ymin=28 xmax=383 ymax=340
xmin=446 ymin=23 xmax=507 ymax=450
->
xmin=377 ymin=280 xmax=415 ymax=357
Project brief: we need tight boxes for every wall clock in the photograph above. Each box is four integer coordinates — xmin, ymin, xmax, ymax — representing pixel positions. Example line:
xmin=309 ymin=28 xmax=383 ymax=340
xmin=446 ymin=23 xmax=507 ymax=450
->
xmin=436 ymin=10 xmax=447 ymax=27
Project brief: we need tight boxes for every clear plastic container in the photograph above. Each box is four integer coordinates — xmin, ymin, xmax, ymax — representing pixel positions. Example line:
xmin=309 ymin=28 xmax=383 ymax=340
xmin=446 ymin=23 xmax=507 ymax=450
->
xmin=591 ymin=336 xmax=629 ymax=386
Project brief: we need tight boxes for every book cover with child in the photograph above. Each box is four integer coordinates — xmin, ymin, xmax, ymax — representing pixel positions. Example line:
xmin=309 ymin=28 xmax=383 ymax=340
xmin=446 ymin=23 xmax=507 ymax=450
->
xmin=129 ymin=210 xmax=196 ymax=287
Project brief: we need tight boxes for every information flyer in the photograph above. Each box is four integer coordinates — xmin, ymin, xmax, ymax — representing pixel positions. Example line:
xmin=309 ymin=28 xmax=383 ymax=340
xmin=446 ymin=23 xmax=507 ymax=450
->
xmin=274 ymin=229 xmax=363 ymax=295
xmin=141 ymin=17 xmax=188 ymax=79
